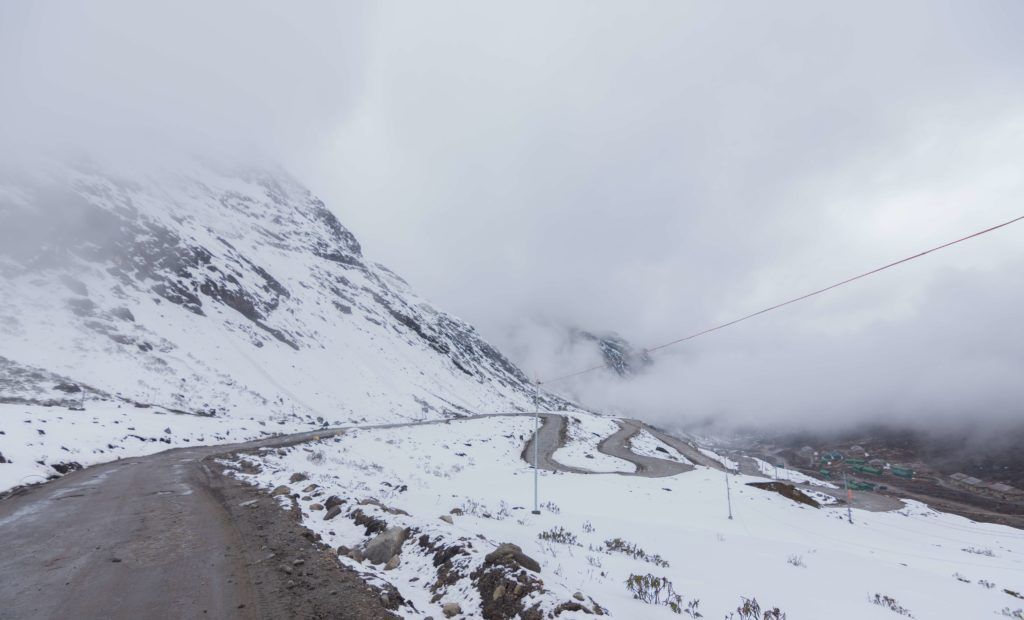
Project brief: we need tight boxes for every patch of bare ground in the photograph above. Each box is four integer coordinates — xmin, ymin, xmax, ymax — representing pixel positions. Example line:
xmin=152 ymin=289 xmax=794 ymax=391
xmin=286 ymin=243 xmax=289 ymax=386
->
xmin=205 ymin=457 xmax=401 ymax=619
xmin=747 ymin=481 xmax=821 ymax=508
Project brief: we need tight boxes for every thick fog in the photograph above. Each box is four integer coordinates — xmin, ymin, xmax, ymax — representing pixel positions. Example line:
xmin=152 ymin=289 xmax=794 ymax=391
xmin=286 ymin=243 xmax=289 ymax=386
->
xmin=3 ymin=1 xmax=1023 ymax=431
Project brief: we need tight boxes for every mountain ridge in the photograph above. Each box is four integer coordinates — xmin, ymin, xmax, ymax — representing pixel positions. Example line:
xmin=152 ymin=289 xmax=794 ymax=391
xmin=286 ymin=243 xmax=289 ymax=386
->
xmin=0 ymin=161 xmax=570 ymax=424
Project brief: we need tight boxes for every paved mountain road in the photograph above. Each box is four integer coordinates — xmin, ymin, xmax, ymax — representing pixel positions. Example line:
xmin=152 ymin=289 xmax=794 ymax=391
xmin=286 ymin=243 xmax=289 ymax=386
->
xmin=0 ymin=412 xmax=888 ymax=618
xmin=0 ymin=426 xmax=401 ymax=620
xmin=598 ymin=419 xmax=694 ymax=477
xmin=0 ymin=413 xmax=677 ymax=619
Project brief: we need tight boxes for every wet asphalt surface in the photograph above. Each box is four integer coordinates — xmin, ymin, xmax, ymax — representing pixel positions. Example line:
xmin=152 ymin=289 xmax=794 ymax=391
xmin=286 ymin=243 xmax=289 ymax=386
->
xmin=0 ymin=427 xmax=357 ymax=620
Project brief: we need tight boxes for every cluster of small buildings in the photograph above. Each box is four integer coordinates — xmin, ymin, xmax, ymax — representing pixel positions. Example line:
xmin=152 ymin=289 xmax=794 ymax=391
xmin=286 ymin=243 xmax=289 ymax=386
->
xmin=949 ymin=473 xmax=1024 ymax=501
xmin=796 ymin=445 xmax=917 ymax=482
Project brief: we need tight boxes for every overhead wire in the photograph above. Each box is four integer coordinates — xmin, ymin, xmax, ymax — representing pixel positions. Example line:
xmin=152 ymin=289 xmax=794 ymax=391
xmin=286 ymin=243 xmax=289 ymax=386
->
xmin=540 ymin=214 xmax=1024 ymax=385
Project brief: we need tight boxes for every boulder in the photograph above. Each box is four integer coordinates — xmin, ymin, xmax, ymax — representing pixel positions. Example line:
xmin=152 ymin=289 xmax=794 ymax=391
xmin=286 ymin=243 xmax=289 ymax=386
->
xmin=442 ymin=602 xmax=462 ymax=618
xmin=358 ymin=498 xmax=409 ymax=516
xmin=439 ymin=515 xmax=453 ymax=524
xmin=324 ymin=495 xmax=344 ymax=510
xmin=271 ymin=485 xmax=291 ymax=496
xmin=363 ymin=526 xmax=410 ymax=565
xmin=301 ymin=483 xmax=318 ymax=493
xmin=484 ymin=543 xmax=541 ymax=573
xmin=323 ymin=506 xmax=342 ymax=521
xmin=51 ymin=461 xmax=83 ymax=475
xmin=309 ymin=503 xmax=324 ymax=511
xmin=384 ymin=554 xmax=400 ymax=570
xmin=289 ymin=472 xmax=308 ymax=483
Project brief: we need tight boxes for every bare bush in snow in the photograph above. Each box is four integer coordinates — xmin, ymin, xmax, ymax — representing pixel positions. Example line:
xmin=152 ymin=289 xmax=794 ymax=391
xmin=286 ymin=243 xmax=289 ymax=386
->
xmin=538 ymin=526 xmax=580 ymax=546
xmin=869 ymin=593 xmax=913 ymax=617
xmin=540 ymin=501 xmax=561 ymax=514
xmin=605 ymin=537 xmax=669 ymax=567
xmin=961 ymin=546 xmax=995 ymax=557
xmin=624 ymin=573 xmax=701 ymax=617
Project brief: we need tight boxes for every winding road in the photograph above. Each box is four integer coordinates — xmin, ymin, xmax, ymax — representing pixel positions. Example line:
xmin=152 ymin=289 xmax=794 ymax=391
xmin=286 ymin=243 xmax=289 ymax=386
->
xmin=0 ymin=412 xmax=894 ymax=618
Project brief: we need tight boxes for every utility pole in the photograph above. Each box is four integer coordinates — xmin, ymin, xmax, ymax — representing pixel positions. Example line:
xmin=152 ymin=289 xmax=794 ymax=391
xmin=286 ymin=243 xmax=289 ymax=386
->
xmin=531 ymin=378 xmax=541 ymax=515
xmin=844 ymin=471 xmax=853 ymax=524
xmin=725 ymin=469 xmax=733 ymax=520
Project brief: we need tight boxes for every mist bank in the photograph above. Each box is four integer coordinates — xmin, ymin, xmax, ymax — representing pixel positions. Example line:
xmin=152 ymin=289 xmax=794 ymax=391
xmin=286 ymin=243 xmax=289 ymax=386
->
xmin=513 ymin=255 xmax=1024 ymax=434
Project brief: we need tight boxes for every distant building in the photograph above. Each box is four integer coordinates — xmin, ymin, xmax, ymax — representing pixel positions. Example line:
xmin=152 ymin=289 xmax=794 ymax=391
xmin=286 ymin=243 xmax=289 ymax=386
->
xmin=949 ymin=473 xmax=985 ymax=493
xmin=891 ymin=465 xmax=914 ymax=480
xmin=949 ymin=474 xmax=1023 ymax=500
xmin=987 ymin=482 xmax=1024 ymax=501
xmin=797 ymin=446 xmax=815 ymax=465
xmin=849 ymin=445 xmax=866 ymax=456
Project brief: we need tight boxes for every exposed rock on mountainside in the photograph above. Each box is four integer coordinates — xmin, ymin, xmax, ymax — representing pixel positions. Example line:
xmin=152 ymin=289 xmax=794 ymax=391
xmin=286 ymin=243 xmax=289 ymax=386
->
xmin=570 ymin=328 xmax=652 ymax=377
xmin=0 ymin=162 xmax=566 ymax=424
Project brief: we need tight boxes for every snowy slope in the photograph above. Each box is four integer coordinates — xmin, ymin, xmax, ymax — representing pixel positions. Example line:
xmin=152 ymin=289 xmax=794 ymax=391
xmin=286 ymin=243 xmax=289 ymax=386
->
xmin=0 ymin=161 xmax=564 ymax=424
xmin=225 ymin=414 xmax=1024 ymax=620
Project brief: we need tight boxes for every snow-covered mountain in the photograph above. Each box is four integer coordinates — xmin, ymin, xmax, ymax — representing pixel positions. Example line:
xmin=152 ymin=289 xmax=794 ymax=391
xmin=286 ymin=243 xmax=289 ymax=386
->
xmin=569 ymin=328 xmax=653 ymax=378
xmin=0 ymin=161 xmax=560 ymax=425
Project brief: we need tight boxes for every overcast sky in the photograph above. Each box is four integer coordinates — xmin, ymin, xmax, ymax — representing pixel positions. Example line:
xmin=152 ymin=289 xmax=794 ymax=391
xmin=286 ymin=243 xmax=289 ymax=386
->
xmin=3 ymin=1 xmax=1023 ymax=430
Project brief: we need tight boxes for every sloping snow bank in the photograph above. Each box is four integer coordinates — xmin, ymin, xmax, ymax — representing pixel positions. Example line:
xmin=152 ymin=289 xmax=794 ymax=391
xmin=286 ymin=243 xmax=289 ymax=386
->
xmin=0 ymin=401 xmax=311 ymax=492
xmin=553 ymin=414 xmax=635 ymax=473
xmin=630 ymin=429 xmax=693 ymax=464
xmin=229 ymin=417 xmax=1024 ymax=620
xmin=752 ymin=456 xmax=838 ymax=489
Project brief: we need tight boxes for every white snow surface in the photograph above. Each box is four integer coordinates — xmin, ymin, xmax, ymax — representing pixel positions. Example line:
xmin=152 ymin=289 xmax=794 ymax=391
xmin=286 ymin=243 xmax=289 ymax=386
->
xmin=752 ymin=456 xmax=838 ymax=489
xmin=629 ymin=428 xmax=693 ymax=464
xmin=553 ymin=414 xmax=635 ymax=473
xmin=0 ymin=162 xmax=552 ymax=428
xmin=226 ymin=416 xmax=1024 ymax=620
xmin=698 ymin=447 xmax=739 ymax=471
xmin=0 ymin=401 xmax=312 ymax=491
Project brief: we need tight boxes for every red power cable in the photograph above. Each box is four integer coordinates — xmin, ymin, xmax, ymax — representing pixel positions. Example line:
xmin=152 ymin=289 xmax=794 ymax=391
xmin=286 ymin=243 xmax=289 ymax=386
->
xmin=539 ymin=214 xmax=1024 ymax=385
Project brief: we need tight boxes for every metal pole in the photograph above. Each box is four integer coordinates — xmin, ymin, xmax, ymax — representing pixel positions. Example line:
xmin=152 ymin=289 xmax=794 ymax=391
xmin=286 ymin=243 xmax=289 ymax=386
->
xmin=844 ymin=471 xmax=853 ymax=524
xmin=531 ymin=379 xmax=541 ymax=515
xmin=725 ymin=469 xmax=733 ymax=520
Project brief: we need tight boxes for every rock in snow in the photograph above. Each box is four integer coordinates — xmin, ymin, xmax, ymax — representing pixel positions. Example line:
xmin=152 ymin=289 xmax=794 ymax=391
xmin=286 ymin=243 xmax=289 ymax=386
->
xmin=363 ymin=526 xmax=410 ymax=565
xmin=484 ymin=543 xmax=541 ymax=573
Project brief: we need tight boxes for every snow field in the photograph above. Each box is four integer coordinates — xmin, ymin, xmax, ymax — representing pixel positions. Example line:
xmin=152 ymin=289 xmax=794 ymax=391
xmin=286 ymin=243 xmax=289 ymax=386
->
xmin=0 ymin=401 xmax=312 ymax=492
xmin=232 ymin=416 xmax=1024 ymax=619
xmin=553 ymin=414 xmax=636 ymax=473
xmin=629 ymin=428 xmax=693 ymax=464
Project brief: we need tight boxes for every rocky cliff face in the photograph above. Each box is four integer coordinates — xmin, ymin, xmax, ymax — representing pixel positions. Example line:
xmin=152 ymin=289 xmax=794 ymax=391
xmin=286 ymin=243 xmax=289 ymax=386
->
xmin=0 ymin=161 xmax=563 ymax=423
xmin=570 ymin=329 xmax=652 ymax=378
